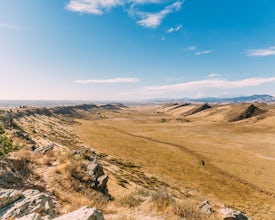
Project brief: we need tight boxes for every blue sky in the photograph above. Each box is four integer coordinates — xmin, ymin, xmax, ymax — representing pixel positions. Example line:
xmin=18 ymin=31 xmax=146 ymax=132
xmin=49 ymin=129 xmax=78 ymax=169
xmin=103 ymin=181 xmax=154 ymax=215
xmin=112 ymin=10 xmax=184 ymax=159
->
xmin=1 ymin=0 xmax=275 ymax=100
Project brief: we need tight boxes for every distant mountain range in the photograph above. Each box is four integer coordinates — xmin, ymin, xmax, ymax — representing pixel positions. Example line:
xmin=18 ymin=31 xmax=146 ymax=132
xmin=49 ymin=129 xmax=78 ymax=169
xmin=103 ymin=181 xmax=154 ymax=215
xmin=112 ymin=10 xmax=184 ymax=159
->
xmin=151 ymin=94 xmax=275 ymax=103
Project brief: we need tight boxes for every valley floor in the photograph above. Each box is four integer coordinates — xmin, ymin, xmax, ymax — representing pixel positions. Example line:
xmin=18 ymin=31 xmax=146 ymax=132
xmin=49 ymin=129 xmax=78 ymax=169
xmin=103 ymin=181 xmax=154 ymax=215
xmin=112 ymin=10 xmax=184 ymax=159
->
xmin=74 ymin=104 xmax=275 ymax=219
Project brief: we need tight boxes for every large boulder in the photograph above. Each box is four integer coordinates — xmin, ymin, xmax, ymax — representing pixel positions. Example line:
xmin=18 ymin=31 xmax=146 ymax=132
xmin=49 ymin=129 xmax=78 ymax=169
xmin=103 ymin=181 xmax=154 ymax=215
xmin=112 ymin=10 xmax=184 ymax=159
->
xmin=0 ymin=189 xmax=55 ymax=219
xmin=53 ymin=206 xmax=104 ymax=220
xmin=221 ymin=207 xmax=250 ymax=220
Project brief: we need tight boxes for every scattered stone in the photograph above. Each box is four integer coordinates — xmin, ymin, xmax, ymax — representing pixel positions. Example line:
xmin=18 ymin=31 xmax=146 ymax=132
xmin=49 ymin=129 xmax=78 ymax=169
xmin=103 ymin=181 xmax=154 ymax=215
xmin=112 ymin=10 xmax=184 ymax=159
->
xmin=198 ymin=199 xmax=213 ymax=214
xmin=221 ymin=207 xmax=250 ymax=220
xmin=53 ymin=206 xmax=104 ymax=220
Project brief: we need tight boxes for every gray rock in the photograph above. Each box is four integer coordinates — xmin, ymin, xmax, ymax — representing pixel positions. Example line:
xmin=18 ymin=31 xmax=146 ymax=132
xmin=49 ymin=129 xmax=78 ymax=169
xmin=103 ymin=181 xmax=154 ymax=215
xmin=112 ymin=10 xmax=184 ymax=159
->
xmin=0 ymin=189 xmax=23 ymax=208
xmin=53 ymin=206 xmax=104 ymax=220
xmin=97 ymin=175 xmax=108 ymax=192
xmin=0 ymin=189 xmax=55 ymax=219
xmin=198 ymin=199 xmax=214 ymax=214
xmin=221 ymin=207 xmax=250 ymax=220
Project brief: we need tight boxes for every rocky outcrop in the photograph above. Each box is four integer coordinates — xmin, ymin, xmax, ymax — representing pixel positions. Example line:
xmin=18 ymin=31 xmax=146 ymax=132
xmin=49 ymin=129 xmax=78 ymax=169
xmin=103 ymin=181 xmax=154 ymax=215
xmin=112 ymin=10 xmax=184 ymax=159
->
xmin=221 ymin=207 xmax=250 ymax=220
xmin=72 ymin=161 xmax=109 ymax=194
xmin=71 ymin=148 xmax=109 ymax=194
xmin=54 ymin=206 xmax=104 ymax=220
xmin=229 ymin=104 xmax=267 ymax=122
xmin=0 ymin=189 xmax=55 ymax=220
xmin=0 ymin=189 xmax=104 ymax=220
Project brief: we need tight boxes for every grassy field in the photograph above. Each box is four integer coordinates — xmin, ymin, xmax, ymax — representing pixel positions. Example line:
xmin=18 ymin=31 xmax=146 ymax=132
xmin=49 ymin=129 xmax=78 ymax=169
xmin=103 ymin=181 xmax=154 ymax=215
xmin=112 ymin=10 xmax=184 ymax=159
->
xmin=74 ymin=104 xmax=275 ymax=219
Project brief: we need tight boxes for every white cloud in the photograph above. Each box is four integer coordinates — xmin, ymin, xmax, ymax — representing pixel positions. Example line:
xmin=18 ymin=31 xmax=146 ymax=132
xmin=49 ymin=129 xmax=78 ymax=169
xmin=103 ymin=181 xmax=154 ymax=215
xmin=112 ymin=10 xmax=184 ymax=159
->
xmin=247 ymin=46 xmax=275 ymax=57
xmin=74 ymin=77 xmax=140 ymax=84
xmin=66 ymin=0 xmax=184 ymax=28
xmin=66 ymin=0 xmax=123 ymax=15
xmin=141 ymin=77 xmax=275 ymax=94
xmin=195 ymin=50 xmax=213 ymax=55
xmin=167 ymin=24 xmax=182 ymax=33
xmin=137 ymin=1 xmax=183 ymax=28
xmin=161 ymin=36 xmax=166 ymax=40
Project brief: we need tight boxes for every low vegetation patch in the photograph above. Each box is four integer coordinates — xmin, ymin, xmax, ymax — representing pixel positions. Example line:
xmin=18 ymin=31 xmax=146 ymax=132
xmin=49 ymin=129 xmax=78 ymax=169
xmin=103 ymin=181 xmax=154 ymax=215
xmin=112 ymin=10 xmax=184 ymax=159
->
xmin=0 ymin=134 xmax=18 ymax=156
xmin=118 ymin=192 xmax=143 ymax=208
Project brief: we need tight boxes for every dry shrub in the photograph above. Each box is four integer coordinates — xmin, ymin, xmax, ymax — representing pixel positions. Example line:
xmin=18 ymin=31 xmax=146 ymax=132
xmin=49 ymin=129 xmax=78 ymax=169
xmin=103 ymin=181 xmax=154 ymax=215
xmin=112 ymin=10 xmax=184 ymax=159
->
xmin=151 ymin=189 xmax=174 ymax=211
xmin=118 ymin=193 xmax=143 ymax=208
xmin=151 ymin=189 xmax=208 ymax=219
xmin=172 ymin=199 xmax=205 ymax=220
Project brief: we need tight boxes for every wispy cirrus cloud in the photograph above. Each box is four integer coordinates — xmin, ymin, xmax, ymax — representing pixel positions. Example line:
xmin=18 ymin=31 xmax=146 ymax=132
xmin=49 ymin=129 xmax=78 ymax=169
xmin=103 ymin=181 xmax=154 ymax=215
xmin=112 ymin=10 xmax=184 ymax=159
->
xmin=247 ymin=46 xmax=275 ymax=57
xmin=167 ymin=24 xmax=182 ymax=33
xmin=184 ymin=45 xmax=197 ymax=51
xmin=208 ymin=73 xmax=221 ymax=78
xmin=195 ymin=50 xmax=213 ymax=55
xmin=74 ymin=77 xmax=140 ymax=84
xmin=0 ymin=23 xmax=24 ymax=31
xmin=66 ymin=0 xmax=184 ymax=28
xmin=142 ymin=77 xmax=275 ymax=93
xmin=137 ymin=1 xmax=183 ymax=28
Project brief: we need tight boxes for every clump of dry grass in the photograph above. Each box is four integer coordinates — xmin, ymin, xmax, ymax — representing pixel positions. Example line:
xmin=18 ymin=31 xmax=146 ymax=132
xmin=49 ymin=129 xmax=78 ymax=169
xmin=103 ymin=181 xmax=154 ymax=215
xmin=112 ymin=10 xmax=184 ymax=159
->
xmin=150 ymin=188 xmax=210 ymax=219
xmin=118 ymin=193 xmax=143 ymax=208
xmin=151 ymin=188 xmax=174 ymax=211
xmin=172 ymin=199 xmax=205 ymax=220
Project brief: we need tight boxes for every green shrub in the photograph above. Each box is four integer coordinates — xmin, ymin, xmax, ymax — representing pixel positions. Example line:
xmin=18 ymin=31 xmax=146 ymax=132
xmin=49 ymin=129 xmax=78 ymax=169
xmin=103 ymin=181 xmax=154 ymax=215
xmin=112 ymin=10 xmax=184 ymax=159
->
xmin=0 ymin=126 xmax=4 ymax=134
xmin=0 ymin=135 xmax=17 ymax=156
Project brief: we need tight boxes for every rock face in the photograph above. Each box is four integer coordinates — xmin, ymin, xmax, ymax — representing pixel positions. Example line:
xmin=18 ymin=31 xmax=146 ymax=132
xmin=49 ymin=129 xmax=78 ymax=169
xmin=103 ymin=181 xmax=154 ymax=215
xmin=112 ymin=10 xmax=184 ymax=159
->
xmin=221 ymin=207 xmax=250 ymax=220
xmin=54 ymin=206 xmax=104 ymax=220
xmin=0 ymin=189 xmax=55 ymax=220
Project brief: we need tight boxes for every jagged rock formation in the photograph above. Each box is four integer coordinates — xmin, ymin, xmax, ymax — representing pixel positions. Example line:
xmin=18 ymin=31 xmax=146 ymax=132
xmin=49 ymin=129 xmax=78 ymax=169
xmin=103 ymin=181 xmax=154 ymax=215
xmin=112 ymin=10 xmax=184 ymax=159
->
xmin=0 ymin=189 xmax=55 ymax=219
xmin=0 ymin=189 xmax=104 ymax=220
xmin=229 ymin=104 xmax=267 ymax=122
xmin=72 ymin=149 xmax=109 ymax=194
xmin=183 ymin=103 xmax=212 ymax=116
xmin=52 ymin=104 xmax=98 ymax=116
xmin=168 ymin=103 xmax=190 ymax=111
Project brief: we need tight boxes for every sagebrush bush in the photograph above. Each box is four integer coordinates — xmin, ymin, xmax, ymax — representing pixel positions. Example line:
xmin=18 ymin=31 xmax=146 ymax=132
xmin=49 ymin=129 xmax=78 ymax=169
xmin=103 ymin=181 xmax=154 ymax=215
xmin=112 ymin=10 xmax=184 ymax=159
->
xmin=0 ymin=125 xmax=4 ymax=134
xmin=0 ymin=135 xmax=17 ymax=156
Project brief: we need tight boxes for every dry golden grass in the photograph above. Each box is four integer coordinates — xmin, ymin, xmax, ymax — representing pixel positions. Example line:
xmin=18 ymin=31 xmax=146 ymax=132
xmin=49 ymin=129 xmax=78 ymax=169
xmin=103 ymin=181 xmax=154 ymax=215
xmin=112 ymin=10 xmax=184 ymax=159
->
xmin=74 ymin=104 xmax=275 ymax=219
